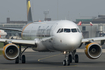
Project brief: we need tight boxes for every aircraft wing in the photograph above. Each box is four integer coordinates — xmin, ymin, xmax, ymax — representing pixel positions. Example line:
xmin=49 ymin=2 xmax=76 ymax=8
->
xmin=0 ymin=27 xmax=22 ymax=32
xmin=0 ymin=37 xmax=52 ymax=46
xmin=82 ymin=37 xmax=105 ymax=43
xmin=0 ymin=39 xmax=36 ymax=45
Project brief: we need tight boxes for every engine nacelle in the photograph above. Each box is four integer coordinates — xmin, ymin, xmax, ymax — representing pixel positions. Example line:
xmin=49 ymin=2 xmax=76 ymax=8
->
xmin=85 ymin=42 xmax=102 ymax=59
xmin=3 ymin=43 xmax=19 ymax=60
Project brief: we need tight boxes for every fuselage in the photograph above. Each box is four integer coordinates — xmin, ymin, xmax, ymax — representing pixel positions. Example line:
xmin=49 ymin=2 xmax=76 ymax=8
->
xmin=21 ymin=20 xmax=83 ymax=52
xmin=0 ymin=30 xmax=7 ymax=38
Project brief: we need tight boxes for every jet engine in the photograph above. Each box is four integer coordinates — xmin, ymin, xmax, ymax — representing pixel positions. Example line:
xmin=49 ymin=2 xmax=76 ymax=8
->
xmin=3 ymin=43 xmax=19 ymax=60
xmin=85 ymin=42 xmax=102 ymax=59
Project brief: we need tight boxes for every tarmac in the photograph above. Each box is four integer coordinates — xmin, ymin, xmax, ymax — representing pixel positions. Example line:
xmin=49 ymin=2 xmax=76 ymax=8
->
xmin=0 ymin=48 xmax=105 ymax=70
xmin=0 ymin=43 xmax=105 ymax=70
xmin=1 ymin=48 xmax=105 ymax=52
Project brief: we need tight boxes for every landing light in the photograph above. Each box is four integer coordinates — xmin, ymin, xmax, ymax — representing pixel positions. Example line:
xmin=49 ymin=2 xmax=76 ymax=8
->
xmin=64 ymin=51 xmax=67 ymax=54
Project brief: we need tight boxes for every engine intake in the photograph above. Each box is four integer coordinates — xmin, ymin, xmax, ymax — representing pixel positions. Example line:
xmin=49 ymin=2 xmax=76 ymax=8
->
xmin=85 ymin=42 xmax=102 ymax=59
xmin=3 ymin=43 xmax=19 ymax=60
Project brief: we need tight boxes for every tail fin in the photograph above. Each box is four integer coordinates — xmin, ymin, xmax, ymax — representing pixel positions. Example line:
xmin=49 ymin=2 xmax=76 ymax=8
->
xmin=78 ymin=21 xmax=82 ymax=26
xmin=27 ymin=0 xmax=33 ymax=23
xmin=90 ymin=22 xmax=93 ymax=26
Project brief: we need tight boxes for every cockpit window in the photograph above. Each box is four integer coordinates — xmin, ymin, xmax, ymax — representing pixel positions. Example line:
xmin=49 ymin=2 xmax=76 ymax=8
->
xmin=57 ymin=29 xmax=61 ymax=33
xmin=60 ymin=29 xmax=63 ymax=33
xmin=71 ymin=29 xmax=77 ymax=32
xmin=64 ymin=29 xmax=70 ymax=32
xmin=57 ymin=28 xmax=81 ymax=33
xmin=77 ymin=28 xmax=81 ymax=33
xmin=57 ymin=28 xmax=63 ymax=33
xmin=57 ymin=28 xmax=70 ymax=33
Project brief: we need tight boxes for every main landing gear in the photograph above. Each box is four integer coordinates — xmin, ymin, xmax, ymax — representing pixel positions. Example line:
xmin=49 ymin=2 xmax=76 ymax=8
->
xmin=15 ymin=55 xmax=26 ymax=64
xmin=15 ymin=45 xmax=29 ymax=64
xmin=63 ymin=50 xmax=79 ymax=66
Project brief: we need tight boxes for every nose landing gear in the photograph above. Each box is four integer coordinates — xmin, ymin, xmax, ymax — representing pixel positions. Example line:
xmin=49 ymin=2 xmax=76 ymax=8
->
xmin=63 ymin=50 xmax=79 ymax=66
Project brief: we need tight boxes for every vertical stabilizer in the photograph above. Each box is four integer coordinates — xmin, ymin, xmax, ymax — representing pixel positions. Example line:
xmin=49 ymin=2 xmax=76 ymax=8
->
xmin=27 ymin=0 xmax=33 ymax=23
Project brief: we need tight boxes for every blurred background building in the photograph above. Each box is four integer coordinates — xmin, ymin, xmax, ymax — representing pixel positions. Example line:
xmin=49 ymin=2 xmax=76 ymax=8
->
xmin=1 ymin=15 xmax=105 ymax=39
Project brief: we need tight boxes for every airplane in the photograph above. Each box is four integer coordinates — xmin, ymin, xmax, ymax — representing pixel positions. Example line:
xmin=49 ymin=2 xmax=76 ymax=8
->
xmin=77 ymin=21 xmax=82 ymax=25
xmin=90 ymin=22 xmax=93 ymax=26
xmin=0 ymin=30 xmax=7 ymax=39
xmin=0 ymin=0 xmax=105 ymax=66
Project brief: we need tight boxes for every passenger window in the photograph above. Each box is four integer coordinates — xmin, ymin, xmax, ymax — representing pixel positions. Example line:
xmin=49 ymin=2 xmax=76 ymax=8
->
xmin=71 ymin=29 xmax=77 ymax=32
xmin=64 ymin=29 xmax=70 ymax=32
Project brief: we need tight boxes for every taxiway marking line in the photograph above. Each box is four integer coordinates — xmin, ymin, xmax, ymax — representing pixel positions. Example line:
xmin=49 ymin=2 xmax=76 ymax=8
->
xmin=38 ymin=53 xmax=61 ymax=62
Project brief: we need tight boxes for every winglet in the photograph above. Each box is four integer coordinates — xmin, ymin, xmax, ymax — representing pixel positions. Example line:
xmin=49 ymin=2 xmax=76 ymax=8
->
xmin=27 ymin=0 xmax=33 ymax=23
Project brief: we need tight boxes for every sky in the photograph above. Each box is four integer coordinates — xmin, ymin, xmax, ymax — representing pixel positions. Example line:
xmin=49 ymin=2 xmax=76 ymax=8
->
xmin=0 ymin=0 xmax=105 ymax=23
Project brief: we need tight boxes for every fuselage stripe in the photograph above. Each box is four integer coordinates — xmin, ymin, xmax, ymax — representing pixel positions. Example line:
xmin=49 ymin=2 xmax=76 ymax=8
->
xmin=21 ymin=23 xmax=32 ymax=38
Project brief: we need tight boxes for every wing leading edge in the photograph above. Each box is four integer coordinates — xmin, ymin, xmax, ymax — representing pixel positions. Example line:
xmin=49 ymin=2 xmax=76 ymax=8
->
xmin=82 ymin=37 xmax=105 ymax=43
xmin=0 ymin=37 xmax=52 ymax=46
xmin=0 ymin=27 xmax=22 ymax=32
xmin=0 ymin=39 xmax=36 ymax=45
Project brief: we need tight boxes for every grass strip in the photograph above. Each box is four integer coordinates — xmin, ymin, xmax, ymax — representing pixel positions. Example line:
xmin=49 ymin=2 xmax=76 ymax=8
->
xmin=0 ymin=43 xmax=4 ymax=48
xmin=0 ymin=51 xmax=2 ymax=55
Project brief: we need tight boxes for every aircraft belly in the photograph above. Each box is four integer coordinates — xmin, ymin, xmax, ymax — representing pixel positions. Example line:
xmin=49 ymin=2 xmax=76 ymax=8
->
xmin=53 ymin=42 xmax=74 ymax=51
xmin=42 ymin=40 xmax=56 ymax=51
xmin=32 ymin=40 xmax=49 ymax=52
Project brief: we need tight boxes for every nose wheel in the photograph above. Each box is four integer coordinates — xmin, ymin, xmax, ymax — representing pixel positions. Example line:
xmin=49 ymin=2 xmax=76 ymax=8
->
xmin=63 ymin=60 xmax=66 ymax=66
xmin=63 ymin=52 xmax=72 ymax=66
xmin=63 ymin=58 xmax=70 ymax=66
xmin=63 ymin=50 xmax=79 ymax=66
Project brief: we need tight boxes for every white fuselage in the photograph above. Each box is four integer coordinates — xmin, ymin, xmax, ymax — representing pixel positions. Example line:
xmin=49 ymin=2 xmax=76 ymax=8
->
xmin=0 ymin=30 xmax=7 ymax=38
xmin=22 ymin=20 xmax=83 ymax=52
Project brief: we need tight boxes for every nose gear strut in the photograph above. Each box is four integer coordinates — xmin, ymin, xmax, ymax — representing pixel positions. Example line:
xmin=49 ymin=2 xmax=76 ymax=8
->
xmin=63 ymin=50 xmax=79 ymax=66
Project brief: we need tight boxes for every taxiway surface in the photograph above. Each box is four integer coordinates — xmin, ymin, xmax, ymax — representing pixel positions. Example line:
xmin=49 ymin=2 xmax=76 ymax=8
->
xmin=0 ymin=51 xmax=105 ymax=70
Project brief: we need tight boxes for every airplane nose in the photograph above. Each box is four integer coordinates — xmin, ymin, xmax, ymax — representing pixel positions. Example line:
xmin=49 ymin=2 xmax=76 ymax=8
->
xmin=69 ymin=37 xmax=81 ymax=46
xmin=54 ymin=33 xmax=82 ymax=51
xmin=65 ymin=34 xmax=82 ymax=49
